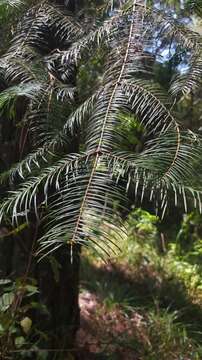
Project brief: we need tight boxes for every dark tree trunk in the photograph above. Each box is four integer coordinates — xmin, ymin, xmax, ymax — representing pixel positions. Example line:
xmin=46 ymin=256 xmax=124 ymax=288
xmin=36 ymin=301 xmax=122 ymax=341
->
xmin=38 ymin=247 xmax=81 ymax=356
xmin=0 ymin=230 xmax=81 ymax=358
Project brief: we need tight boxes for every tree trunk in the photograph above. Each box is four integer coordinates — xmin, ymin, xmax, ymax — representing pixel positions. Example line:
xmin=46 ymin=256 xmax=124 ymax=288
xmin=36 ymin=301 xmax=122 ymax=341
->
xmin=0 ymin=224 xmax=80 ymax=359
xmin=38 ymin=247 xmax=80 ymax=357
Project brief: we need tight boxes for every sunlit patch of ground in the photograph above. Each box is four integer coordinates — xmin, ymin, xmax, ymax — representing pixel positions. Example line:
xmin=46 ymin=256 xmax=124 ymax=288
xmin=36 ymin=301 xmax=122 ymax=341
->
xmin=75 ymin=256 xmax=202 ymax=360
xmin=76 ymin=290 xmax=144 ymax=359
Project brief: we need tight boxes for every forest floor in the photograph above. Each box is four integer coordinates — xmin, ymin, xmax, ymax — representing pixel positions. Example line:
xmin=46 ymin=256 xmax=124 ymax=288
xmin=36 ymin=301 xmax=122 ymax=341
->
xmin=76 ymin=259 xmax=153 ymax=360
xmin=74 ymin=211 xmax=202 ymax=360
xmin=75 ymin=255 xmax=202 ymax=360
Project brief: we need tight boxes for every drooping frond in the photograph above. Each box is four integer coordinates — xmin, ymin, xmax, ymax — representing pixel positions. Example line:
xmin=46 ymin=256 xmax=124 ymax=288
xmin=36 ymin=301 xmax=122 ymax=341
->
xmin=0 ymin=59 xmax=39 ymax=86
xmin=0 ymin=0 xmax=22 ymax=7
xmin=64 ymin=91 xmax=99 ymax=133
xmin=146 ymin=5 xmax=201 ymax=49
xmin=132 ymin=130 xmax=200 ymax=185
xmin=52 ymin=2 xmax=148 ymax=70
xmin=0 ymin=148 xmax=52 ymax=183
xmin=122 ymin=79 xmax=176 ymax=135
xmin=51 ymin=15 xmax=120 ymax=68
xmin=146 ymin=5 xmax=202 ymax=97
xmin=25 ymin=3 xmax=84 ymax=52
xmin=185 ymin=0 xmax=202 ymax=17
xmin=170 ymin=50 xmax=202 ymax=97
xmin=2 ymin=2 xmax=84 ymax=62
xmin=0 ymin=90 xmax=99 ymax=184
xmin=0 ymin=153 xmax=87 ymax=224
xmin=53 ymin=0 xmax=148 ymax=250
xmin=0 ymin=82 xmax=42 ymax=116
xmin=0 ymin=152 xmax=127 ymax=258
xmin=37 ymin=161 xmax=127 ymax=259
xmin=105 ymin=130 xmax=202 ymax=215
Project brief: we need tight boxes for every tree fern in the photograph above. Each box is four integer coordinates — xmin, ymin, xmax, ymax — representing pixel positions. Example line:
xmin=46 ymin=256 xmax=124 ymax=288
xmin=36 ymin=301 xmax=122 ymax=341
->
xmin=0 ymin=0 xmax=202 ymax=259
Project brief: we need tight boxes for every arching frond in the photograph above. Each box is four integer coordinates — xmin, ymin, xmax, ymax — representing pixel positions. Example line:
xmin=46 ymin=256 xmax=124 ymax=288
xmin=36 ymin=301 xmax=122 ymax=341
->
xmin=85 ymin=86 xmax=128 ymax=151
xmin=20 ymin=3 xmax=84 ymax=54
xmin=185 ymin=0 xmax=202 ymax=17
xmin=37 ymin=163 xmax=127 ymax=259
xmin=0 ymin=148 xmax=52 ymax=183
xmin=147 ymin=6 xmax=201 ymax=49
xmin=105 ymin=130 xmax=202 ymax=215
xmin=45 ymin=0 xmax=148 ymax=253
xmin=0 ymin=0 xmax=22 ymax=7
xmin=55 ymin=6 xmax=137 ymax=68
xmin=170 ymin=51 xmax=202 ymax=97
xmin=105 ymin=129 xmax=200 ymax=181
xmin=64 ymin=91 xmax=99 ymax=133
xmin=1 ymin=60 xmax=38 ymax=85
xmin=122 ymin=80 xmax=176 ymax=134
xmin=0 ymin=91 xmax=98 ymax=184
xmin=2 ymin=2 xmax=83 ymax=62
xmin=0 ymin=82 xmax=42 ymax=116
xmin=0 ymin=153 xmax=87 ymax=225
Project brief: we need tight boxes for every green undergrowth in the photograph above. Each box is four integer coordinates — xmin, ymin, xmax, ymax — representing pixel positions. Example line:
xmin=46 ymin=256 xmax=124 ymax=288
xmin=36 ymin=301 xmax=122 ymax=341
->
xmin=79 ymin=209 xmax=202 ymax=360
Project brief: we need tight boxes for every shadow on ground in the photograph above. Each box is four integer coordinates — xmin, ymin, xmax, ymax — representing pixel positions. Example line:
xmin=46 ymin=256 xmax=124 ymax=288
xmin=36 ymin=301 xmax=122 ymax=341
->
xmin=75 ymin=256 xmax=202 ymax=360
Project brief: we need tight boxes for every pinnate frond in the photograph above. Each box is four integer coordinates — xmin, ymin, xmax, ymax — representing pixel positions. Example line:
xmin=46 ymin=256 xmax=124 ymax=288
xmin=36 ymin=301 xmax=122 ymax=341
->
xmin=170 ymin=51 xmax=202 ymax=97
xmin=0 ymin=153 xmax=87 ymax=225
xmin=0 ymin=82 xmax=42 ymax=114
xmin=122 ymin=80 xmax=176 ymax=134
xmin=0 ymin=91 xmax=98 ymax=184
xmin=37 ymin=159 xmax=127 ymax=259
xmin=185 ymin=0 xmax=202 ymax=17
xmin=0 ymin=0 xmax=22 ymax=7
xmin=105 ymin=130 xmax=202 ymax=215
